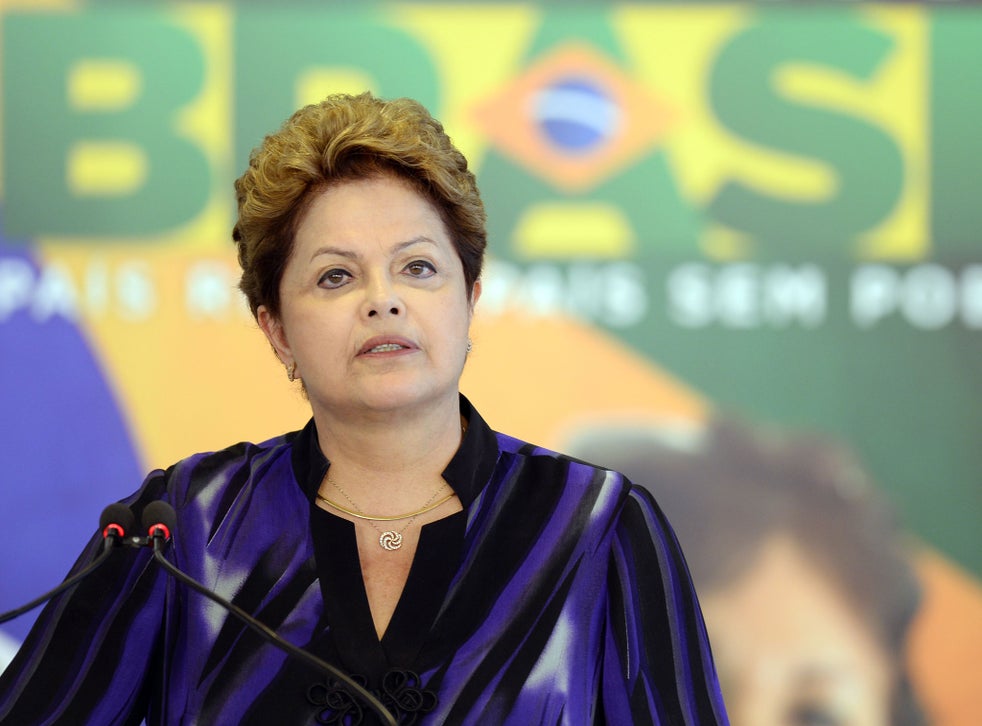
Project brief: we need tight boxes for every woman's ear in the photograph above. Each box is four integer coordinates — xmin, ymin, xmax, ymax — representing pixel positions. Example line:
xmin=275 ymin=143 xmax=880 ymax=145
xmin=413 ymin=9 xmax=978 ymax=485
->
xmin=257 ymin=305 xmax=292 ymax=367
xmin=469 ymin=278 xmax=482 ymax=312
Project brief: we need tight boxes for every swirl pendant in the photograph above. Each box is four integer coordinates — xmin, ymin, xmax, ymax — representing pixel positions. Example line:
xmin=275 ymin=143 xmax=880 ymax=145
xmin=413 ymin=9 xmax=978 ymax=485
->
xmin=379 ymin=531 xmax=403 ymax=551
xmin=323 ymin=473 xmax=457 ymax=551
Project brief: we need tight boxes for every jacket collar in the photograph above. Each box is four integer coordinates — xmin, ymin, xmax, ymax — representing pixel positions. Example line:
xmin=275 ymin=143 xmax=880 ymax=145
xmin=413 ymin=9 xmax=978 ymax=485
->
xmin=291 ymin=394 xmax=499 ymax=508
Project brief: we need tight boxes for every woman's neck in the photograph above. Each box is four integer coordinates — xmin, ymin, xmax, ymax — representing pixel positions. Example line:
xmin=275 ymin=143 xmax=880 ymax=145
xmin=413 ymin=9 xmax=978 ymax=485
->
xmin=311 ymin=395 xmax=463 ymax=507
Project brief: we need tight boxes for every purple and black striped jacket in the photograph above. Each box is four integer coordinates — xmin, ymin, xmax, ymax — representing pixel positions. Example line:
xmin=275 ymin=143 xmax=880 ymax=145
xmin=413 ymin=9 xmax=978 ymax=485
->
xmin=0 ymin=397 xmax=728 ymax=725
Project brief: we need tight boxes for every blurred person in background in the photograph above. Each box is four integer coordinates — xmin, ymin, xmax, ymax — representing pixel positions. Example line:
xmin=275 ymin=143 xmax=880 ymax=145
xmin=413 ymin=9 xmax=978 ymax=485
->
xmin=568 ymin=416 xmax=926 ymax=726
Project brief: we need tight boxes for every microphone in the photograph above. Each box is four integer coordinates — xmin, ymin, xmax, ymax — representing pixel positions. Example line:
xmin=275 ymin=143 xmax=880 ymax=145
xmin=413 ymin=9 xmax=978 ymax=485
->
xmin=0 ymin=503 xmax=137 ymax=625
xmin=141 ymin=501 xmax=397 ymax=726
xmin=100 ymin=503 xmax=138 ymax=550
xmin=142 ymin=500 xmax=174 ymax=547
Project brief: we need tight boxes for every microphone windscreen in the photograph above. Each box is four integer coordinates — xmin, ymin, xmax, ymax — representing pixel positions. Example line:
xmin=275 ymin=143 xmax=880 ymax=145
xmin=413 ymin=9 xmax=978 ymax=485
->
xmin=99 ymin=503 xmax=137 ymax=536
xmin=142 ymin=500 xmax=177 ymax=536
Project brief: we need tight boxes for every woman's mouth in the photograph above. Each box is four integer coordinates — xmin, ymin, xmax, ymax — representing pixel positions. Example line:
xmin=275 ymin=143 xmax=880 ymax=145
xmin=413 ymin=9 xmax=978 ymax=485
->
xmin=366 ymin=343 xmax=406 ymax=354
xmin=358 ymin=336 xmax=417 ymax=355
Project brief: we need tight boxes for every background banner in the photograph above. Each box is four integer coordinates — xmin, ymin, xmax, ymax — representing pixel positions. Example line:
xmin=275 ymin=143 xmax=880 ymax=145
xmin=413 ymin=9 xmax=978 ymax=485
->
xmin=1 ymin=2 xmax=979 ymax=723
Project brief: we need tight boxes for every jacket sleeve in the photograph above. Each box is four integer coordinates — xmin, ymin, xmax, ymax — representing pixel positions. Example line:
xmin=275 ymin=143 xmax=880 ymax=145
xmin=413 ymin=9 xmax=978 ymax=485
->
xmin=0 ymin=471 xmax=170 ymax=726
xmin=601 ymin=483 xmax=730 ymax=726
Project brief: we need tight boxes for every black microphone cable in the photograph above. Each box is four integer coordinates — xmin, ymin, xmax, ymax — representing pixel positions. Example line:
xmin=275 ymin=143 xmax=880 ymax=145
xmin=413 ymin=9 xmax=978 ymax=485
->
xmin=0 ymin=503 xmax=136 ymax=625
xmin=142 ymin=500 xmax=398 ymax=726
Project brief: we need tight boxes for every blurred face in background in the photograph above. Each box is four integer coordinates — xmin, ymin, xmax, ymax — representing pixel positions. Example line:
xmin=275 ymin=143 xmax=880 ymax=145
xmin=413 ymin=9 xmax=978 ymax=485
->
xmin=700 ymin=534 xmax=892 ymax=726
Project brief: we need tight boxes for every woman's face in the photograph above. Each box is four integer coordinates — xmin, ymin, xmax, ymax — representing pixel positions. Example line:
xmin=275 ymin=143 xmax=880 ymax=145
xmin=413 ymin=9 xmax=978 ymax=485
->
xmin=700 ymin=535 xmax=892 ymax=726
xmin=259 ymin=174 xmax=479 ymax=421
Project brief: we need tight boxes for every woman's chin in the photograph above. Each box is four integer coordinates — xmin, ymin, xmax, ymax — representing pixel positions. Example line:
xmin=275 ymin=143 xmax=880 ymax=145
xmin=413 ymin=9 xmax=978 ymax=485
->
xmin=316 ymin=381 xmax=457 ymax=418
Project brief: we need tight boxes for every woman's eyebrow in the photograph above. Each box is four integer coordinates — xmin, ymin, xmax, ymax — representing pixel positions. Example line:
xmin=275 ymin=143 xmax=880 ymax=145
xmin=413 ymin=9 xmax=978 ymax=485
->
xmin=394 ymin=236 xmax=439 ymax=252
xmin=309 ymin=236 xmax=439 ymax=263
xmin=309 ymin=245 xmax=358 ymax=263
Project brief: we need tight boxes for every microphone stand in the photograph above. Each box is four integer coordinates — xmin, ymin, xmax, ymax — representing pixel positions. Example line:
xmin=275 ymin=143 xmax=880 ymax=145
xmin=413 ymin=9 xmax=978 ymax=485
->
xmin=0 ymin=501 xmax=398 ymax=726
xmin=148 ymin=533 xmax=397 ymax=726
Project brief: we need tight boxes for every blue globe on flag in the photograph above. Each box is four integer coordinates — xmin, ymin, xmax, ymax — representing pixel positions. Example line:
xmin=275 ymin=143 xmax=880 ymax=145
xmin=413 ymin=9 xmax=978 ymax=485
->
xmin=533 ymin=77 xmax=621 ymax=154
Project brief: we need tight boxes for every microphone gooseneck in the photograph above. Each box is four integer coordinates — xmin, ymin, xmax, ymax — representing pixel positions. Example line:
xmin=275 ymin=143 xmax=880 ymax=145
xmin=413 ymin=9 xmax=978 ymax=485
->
xmin=142 ymin=501 xmax=398 ymax=726
xmin=0 ymin=503 xmax=134 ymax=625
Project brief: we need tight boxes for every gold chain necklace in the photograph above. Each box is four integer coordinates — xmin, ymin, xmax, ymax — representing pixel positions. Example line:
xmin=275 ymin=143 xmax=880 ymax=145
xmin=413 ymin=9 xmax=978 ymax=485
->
xmin=315 ymin=492 xmax=456 ymax=522
xmin=317 ymin=417 xmax=466 ymax=551
xmin=319 ymin=477 xmax=451 ymax=551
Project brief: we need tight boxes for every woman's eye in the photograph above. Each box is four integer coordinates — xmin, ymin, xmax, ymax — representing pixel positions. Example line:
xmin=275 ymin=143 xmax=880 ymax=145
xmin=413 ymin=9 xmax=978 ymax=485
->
xmin=318 ymin=269 xmax=351 ymax=288
xmin=405 ymin=260 xmax=436 ymax=278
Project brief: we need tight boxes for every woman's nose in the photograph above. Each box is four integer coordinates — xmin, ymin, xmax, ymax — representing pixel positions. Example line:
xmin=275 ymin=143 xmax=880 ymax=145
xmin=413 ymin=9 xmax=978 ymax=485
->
xmin=363 ymin=275 xmax=403 ymax=318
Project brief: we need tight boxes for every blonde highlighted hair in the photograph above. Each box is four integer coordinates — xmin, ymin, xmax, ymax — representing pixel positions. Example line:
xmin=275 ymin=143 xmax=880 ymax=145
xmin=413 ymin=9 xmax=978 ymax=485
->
xmin=233 ymin=92 xmax=487 ymax=318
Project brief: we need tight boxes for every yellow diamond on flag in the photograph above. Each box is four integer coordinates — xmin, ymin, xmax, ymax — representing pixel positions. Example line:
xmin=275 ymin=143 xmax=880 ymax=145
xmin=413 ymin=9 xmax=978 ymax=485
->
xmin=473 ymin=43 xmax=677 ymax=193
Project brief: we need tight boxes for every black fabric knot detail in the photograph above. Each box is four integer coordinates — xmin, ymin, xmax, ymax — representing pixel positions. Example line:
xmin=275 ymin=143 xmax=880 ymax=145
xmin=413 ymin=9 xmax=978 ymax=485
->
xmin=380 ymin=669 xmax=438 ymax=724
xmin=307 ymin=674 xmax=370 ymax=725
xmin=306 ymin=670 xmax=437 ymax=725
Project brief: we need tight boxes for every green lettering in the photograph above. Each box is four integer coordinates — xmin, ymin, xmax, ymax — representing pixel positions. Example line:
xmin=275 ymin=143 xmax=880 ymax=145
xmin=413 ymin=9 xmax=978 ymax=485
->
xmin=930 ymin=9 xmax=982 ymax=253
xmin=234 ymin=7 xmax=438 ymax=173
xmin=2 ymin=11 xmax=209 ymax=237
xmin=707 ymin=12 xmax=903 ymax=258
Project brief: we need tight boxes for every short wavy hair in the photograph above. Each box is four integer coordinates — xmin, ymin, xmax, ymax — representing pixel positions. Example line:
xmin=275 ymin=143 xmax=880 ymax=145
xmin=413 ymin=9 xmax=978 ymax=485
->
xmin=233 ymin=92 xmax=487 ymax=319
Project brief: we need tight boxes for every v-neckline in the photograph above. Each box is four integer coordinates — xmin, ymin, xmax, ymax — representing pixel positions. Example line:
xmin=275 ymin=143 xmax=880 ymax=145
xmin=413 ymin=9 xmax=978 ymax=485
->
xmin=310 ymin=505 xmax=466 ymax=684
xmin=289 ymin=395 xmax=501 ymax=684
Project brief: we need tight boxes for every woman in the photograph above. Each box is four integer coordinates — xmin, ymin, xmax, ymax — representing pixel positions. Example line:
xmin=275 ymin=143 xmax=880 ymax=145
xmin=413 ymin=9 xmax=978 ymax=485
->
xmin=0 ymin=93 xmax=728 ymax=725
